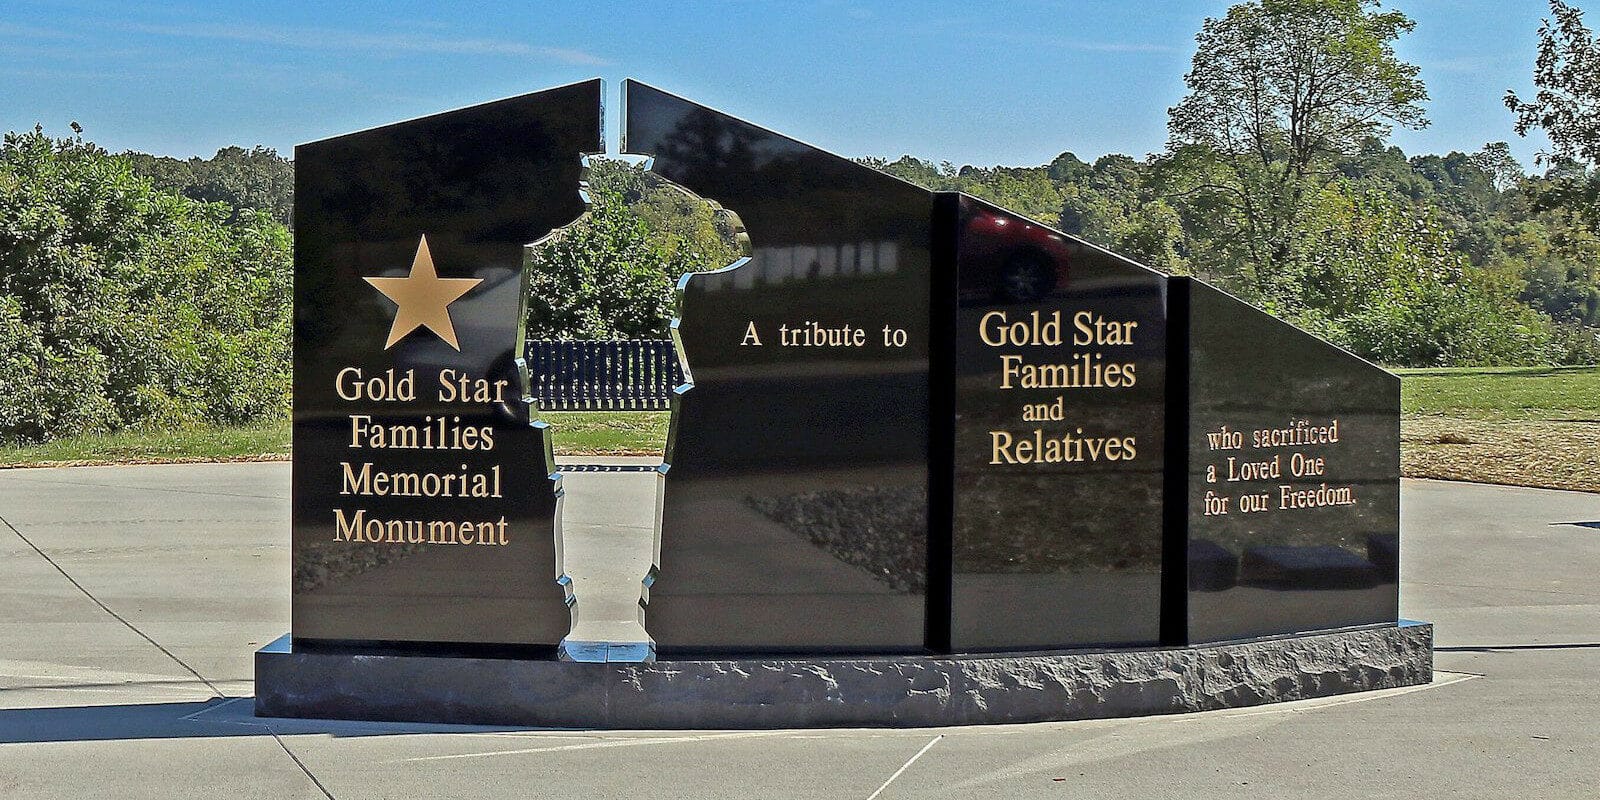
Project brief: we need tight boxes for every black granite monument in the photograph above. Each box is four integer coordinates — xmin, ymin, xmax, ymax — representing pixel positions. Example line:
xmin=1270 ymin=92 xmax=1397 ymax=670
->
xmin=949 ymin=194 xmax=1169 ymax=651
xmin=626 ymin=81 xmax=935 ymax=653
xmin=257 ymin=78 xmax=1428 ymax=728
xmin=289 ymin=79 xmax=600 ymax=651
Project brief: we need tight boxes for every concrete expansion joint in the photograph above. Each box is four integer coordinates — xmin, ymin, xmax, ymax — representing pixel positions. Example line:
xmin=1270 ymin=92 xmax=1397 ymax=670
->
xmin=0 ymin=511 xmax=223 ymax=700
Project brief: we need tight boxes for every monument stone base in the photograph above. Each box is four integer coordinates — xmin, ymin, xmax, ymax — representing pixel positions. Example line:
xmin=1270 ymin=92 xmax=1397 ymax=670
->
xmin=254 ymin=621 xmax=1432 ymax=729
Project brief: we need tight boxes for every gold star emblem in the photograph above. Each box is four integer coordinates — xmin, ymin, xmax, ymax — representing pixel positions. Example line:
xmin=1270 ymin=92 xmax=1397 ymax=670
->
xmin=363 ymin=235 xmax=482 ymax=351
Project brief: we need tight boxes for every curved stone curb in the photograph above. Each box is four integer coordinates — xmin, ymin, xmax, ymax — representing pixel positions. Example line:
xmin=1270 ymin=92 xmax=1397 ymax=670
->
xmin=255 ymin=622 xmax=1432 ymax=729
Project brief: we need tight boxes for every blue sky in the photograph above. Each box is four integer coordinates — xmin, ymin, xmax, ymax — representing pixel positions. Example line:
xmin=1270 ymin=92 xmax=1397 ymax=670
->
xmin=0 ymin=0 xmax=1561 ymax=169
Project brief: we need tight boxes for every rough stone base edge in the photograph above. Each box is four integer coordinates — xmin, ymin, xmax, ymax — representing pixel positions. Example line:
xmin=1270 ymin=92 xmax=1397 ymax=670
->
xmin=254 ymin=622 xmax=1432 ymax=729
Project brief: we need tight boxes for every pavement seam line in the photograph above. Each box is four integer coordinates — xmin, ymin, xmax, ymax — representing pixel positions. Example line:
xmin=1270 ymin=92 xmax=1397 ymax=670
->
xmin=395 ymin=729 xmax=803 ymax=763
xmin=268 ymin=729 xmax=338 ymax=800
xmin=0 ymin=511 xmax=224 ymax=699
xmin=171 ymin=697 xmax=338 ymax=800
xmin=865 ymin=734 xmax=943 ymax=800
xmin=181 ymin=697 xmax=253 ymax=721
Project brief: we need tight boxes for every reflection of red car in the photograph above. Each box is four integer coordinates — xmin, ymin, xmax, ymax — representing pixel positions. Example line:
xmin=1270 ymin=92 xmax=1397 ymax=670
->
xmin=959 ymin=204 xmax=1073 ymax=303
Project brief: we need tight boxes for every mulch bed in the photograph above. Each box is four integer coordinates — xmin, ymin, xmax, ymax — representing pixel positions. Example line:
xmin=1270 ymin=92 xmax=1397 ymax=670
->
xmin=1403 ymin=417 xmax=1600 ymax=494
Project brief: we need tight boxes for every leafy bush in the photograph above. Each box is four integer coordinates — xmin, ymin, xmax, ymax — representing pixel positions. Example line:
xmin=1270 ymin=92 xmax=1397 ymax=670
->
xmin=1334 ymin=278 xmax=1556 ymax=366
xmin=1289 ymin=184 xmax=1557 ymax=366
xmin=525 ymin=159 xmax=742 ymax=340
xmin=0 ymin=128 xmax=291 ymax=445
xmin=524 ymin=188 xmax=677 ymax=340
xmin=1550 ymin=320 xmax=1600 ymax=364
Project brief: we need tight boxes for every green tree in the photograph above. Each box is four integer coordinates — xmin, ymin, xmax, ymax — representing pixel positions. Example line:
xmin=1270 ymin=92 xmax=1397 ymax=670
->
xmin=1046 ymin=152 xmax=1092 ymax=184
xmin=1508 ymin=1 xmax=1600 ymax=165
xmin=524 ymin=158 xmax=743 ymax=340
xmin=525 ymin=188 xmax=676 ymax=340
xmin=631 ymin=182 xmax=744 ymax=273
xmin=1293 ymin=183 xmax=1555 ymax=366
xmin=0 ymin=128 xmax=291 ymax=444
xmin=1474 ymin=142 xmax=1527 ymax=193
xmin=1505 ymin=1 xmax=1600 ymax=233
xmin=1109 ymin=201 xmax=1192 ymax=275
xmin=126 ymin=145 xmax=294 ymax=225
xmin=1165 ymin=0 xmax=1429 ymax=298
xmin=1337 ymin=137 xmax=1434 ymax=200
xmin=961 ymin=166 xmax=1065 ymax=225
xmin=1499 ymin=180 xmax=1600 ymax=327
xmin=857 ymin=155 xmax=962 ymax=190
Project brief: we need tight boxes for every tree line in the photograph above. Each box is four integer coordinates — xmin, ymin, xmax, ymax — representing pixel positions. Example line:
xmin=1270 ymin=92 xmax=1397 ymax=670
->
xmin=5 ymin=0 xmax=1600 ymax=445
xmin=869 ymin=0 xmax=1600 ymax=368
xmin=573 ymin=0 xmax=1600 ymax=368
xmin=0 ymin=129 xmax=291 ymax=445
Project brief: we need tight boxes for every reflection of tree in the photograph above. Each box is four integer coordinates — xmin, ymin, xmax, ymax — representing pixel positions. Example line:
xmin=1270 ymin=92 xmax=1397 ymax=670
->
xmin=639 ymin=99 xmax=931 ymax=248
xmin=655 ymin=108 xmax=764 ymax=196
xmin=299 ymin=95 xmax=591 ymax=253
xmin=295 ymin=89 xmax=596 ymax=359
xmin=953 ymin=472 xmax=1164 ymax=575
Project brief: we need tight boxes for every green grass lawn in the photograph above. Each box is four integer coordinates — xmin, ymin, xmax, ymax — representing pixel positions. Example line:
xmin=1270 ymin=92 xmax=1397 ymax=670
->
xmin=542 ymin=411 xmax=667 ymax=456
xmin=0 ymin=419 xmax=293 ymax=468
xmin=1396 ymin=365 xmax=1600 ymax=493
xmin=0 ymin=411 xmax=668 ymax=468
xmin=1397 ymin=365 xmax=1600 ymax=420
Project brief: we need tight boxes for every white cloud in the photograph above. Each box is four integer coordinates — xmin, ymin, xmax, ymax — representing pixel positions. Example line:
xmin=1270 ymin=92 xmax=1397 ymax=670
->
xmin=120 ymin=21 xmax=610 ymax=66
xmin=0 ymin=21 xmax=84 ymax=40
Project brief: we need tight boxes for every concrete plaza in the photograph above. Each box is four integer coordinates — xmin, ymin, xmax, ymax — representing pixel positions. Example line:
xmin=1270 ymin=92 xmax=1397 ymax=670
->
xmin=0 ymin=462 xmax=1596 ymax=798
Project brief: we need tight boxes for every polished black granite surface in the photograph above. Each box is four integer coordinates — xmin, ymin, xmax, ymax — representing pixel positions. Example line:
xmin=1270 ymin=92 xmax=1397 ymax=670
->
xmin=290 ymin=80 xmax=601 ymax=648
xmin=624 ymin=80 xmax=935 ymax=653
xmin=950 ymin=195 xmax=1168 ymax=650
xmin=283 ymin=78 xmax=1402 ymax=657
xmin=1179 ymin=279 xmax=1400 ymax=642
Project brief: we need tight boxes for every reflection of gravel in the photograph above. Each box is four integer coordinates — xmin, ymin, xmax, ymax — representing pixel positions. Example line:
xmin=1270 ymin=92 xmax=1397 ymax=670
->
xmin=293 ymin=540 xmax=425 ymax=593
xmin=954 ymin=471 xmax=1163 ymax=574
xmin=747 ymin=487 xmax=927 ymax=594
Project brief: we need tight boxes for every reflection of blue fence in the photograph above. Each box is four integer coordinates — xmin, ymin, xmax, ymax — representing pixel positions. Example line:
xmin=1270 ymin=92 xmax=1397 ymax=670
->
xmin=525 ymin=339 xmax=681 ymax=411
